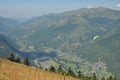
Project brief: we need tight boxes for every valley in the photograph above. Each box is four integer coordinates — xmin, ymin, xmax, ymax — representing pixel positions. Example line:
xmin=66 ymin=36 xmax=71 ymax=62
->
xmin=0 ymin=7 xmax=120 ymax=79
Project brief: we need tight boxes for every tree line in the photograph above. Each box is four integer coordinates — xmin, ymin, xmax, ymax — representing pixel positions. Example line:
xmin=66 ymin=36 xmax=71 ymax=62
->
xmin=7 ymin=53 xmax=29 ymax=66
xmin=7 ymin=53 xmax=117 ymax=80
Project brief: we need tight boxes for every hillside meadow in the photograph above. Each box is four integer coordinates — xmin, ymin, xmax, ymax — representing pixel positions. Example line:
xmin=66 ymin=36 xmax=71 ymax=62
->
xmin=0 ymin=59 xmax=79 ymax=80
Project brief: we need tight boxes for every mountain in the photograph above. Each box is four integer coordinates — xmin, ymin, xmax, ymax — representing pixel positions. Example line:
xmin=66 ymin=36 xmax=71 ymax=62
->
xmin=99 ymin=31 xmax=120 ymax=77
xmin=0 ymin=34 xmax=18 ymax=57
xmin=0 ymin=7 xmax=120 ymax=79
xmin=0 ymin=16 xmax=20 ymax=35
xmin=12 ymin=7 xmax=120 ymax=52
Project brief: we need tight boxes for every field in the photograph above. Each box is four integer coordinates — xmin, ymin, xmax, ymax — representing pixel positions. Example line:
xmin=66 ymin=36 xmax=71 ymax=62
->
xmin=0 ymin=59 xmax=79 ymax=80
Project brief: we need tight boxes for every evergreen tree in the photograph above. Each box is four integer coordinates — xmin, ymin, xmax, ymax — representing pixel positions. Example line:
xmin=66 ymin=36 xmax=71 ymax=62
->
xmin=101 ymin=77 xmax=106 ymax=80
xmin=77 ymin=70 xmax=83 ymax=78
xmin=23 ymin=57 xmax=29 ymax=66
xmin=107 ymin=75 xmax=117 ymax=80
xmin=67 ymin=67 xmax=76 ymax=77
xmin=110 ymin=75 xmax=113 ymax=80
xmin=57 ymin=65 xmax=65 ymax=75
xmin=108 ymin=75 xmax=113 ymax=80
xmin=92 ymin=73 xmax=97 ymax=80
xmin=7 ymin=53 xmax=15 ymax=61
xmin=45 ymin=68 xmax=48 ymax=71
xmin=49 ymin=65 xmax=56 ymax=72
xmin=15 ymin=57 xmax=21 ymax=63
xmin=57 ymin=65 xmax=62 ymax=72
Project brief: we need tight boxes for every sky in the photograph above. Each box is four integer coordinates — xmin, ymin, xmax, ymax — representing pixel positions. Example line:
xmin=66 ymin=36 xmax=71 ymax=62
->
xmin=0 ymin=0 xmax=120 ymax=18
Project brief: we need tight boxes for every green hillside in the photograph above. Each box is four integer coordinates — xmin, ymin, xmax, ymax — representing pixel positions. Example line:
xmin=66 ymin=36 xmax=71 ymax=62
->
xmin=0 ymin=36 xmax=14 ymax=57
xmin=99 ymin=32 xmax=120 ymax=78
xmin=0 ymin=34 xmax=19 ymax=57
xmin=0 ymin=16 xmax=20 ymax=35
xmin=12 ymin=8 xmax=120 ymax=52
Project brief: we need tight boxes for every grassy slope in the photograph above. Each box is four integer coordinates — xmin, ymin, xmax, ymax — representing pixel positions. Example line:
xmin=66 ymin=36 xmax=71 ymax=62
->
xmin=0 ymin=59 xmax=79 ymax=80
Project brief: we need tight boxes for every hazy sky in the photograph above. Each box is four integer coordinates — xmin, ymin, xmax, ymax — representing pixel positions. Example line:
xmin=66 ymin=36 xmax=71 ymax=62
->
xmin=0 ymin=0 xmax=120 ymax=18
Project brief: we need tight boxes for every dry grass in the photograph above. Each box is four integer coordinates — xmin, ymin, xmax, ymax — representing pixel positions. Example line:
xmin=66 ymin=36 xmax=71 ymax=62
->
xmin=0 ymin=59 xmax=79 ymax=80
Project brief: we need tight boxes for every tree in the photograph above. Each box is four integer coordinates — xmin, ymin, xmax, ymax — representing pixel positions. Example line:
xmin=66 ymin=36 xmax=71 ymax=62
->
xmin=92 ymin=73 xmax=97 ymax=80
xmin=67 ymin=67 xmax=76 ymax=77
xmin=101 ymin=77 xmax=106 ymax=80
xmin=58 ymin=65 xmax=62 ymax=72
xmin=7 ymin=53 xmax=15 ymax=61
xmin=49 ymin=65 xmax=56 ymax=72
xmin=107 ymin=75 xmax=113 ymax=80
xmin=7 ymin=53 xmax=21 ymax=63
xmin=77 ymin=70 xmax=83 ymax=78
xmin=107 ymin=75 xmax=117 ymax=80
xmin=23 ymin=57 xmax=29 ymax=66
xmin=57 ymin=65 xmax=65 ymax=74
xmin=15 ymin=57 xmax=21 ymax=63
xmin=109 ymin=75 xmax=113 ymax=80
xmin=45 ymin=68 xmax=48 ymax=71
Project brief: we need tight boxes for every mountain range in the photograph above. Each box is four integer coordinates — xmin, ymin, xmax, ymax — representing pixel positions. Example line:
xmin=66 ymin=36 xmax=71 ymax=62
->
xmin=0 ymin=7 xmax=120 ymax=79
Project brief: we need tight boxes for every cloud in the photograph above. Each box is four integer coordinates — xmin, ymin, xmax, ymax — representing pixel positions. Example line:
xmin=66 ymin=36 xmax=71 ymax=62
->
xmin=116 ymin=3 xmax=120 ymax=8
xmin=87 ymin=6 xmax=95 ymax=9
